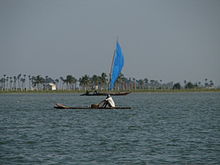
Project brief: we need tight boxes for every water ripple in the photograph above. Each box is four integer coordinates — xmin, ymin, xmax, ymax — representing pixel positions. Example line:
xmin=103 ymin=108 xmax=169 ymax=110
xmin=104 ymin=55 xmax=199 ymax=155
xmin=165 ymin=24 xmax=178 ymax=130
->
xmin=0 ymin=92 xmax=220 ymax=164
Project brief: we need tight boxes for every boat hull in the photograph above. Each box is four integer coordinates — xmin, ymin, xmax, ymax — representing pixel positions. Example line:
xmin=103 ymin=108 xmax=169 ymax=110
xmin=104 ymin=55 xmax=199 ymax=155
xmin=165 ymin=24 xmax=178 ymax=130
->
xmin=54 ymin=104 xmax=131 ymax=109
xmin=80 ymin=91 xmax=131 ymax=96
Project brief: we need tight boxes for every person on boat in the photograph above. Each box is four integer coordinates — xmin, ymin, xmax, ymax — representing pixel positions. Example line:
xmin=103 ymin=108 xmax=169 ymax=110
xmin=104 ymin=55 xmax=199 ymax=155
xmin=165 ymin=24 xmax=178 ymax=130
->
xmin=98 ymin=94 xmax=116 ymax=108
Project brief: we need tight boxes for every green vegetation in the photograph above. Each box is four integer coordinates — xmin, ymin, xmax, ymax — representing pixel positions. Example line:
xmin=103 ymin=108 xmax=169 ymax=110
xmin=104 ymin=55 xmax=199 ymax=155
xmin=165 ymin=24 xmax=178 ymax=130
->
xmin=0 ymin=73 xmax=218 ymax=93
xmin=131 ymin=88 xmax=220 ymax=93
xmin=0 ymin=88 xmax=220 ymax=94
xmin=173 ymin=83 xmax=181 ymax=89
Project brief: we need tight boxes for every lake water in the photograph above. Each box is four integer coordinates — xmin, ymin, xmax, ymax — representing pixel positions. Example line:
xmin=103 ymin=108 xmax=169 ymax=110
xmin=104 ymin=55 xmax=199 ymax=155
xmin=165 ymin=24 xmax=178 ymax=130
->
xmin=0 ymin=92 xmax=220 ymax=165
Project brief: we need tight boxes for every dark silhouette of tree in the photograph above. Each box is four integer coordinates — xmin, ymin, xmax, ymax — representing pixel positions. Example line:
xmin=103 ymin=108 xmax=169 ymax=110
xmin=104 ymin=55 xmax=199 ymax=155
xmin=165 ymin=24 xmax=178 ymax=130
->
xmin=0 ymin=73 xmax=217 ymax=92
xmin=55 ymin=79 xmax=59 ymax=89
xmin=17 ymin=74 xmax=22 ymax=90
xmin=13 ymin=76 xmax=17 ymax=90
xmin=65 ymin=75 xmax=77 ymax=90
xmin=115 ymin=73 xmax=126 ymax=90
xmin=21 ymin=78 xmax=25 ymax=90
xmin=137 ymin=79 xmax=144 ymax=89
xmin=6 ymin=76 xmax=9 ymax=90
xmin=32 ymin=75 xmax=45 ymax=90
xmin=1 ymin=77 xmax=3 ymax=90
xmin=72 ymin=77 xmax=77 ymax=90
xmin=3 ymin=74 xmax=6 ymax=90
xmin=9 ymin=77 xmax=12 ymax=90
xmin=198 ymin=81 xmax=201 ymax=88
xmin=144 ymin=78 xmax=148 ymax=89
xmin=91 ymin=74 xmax=99 ymax=89
xmin=205 ymin=78 xmax=208 ymax=87
xmin=21 ymin=74 xmax=26 ymax=90
xmin=28 ymin=75 xmax=32 ymax=90
xmin=173 ymin=83 xmax=181 ymax=89
xmin=185 ymin=82 xmax=194 ymax=89
xmin=132 ymin=78 xmax=136 ymax=90
xmin=60 ymin=77 xmax=65 ymax=90
xmin=100 ymin=72 xmax=107 ymax=90
xmin=79 ymin=74 xmax=90 ymax=90
xmin=209 ymin=80 xmax=214 ymax=87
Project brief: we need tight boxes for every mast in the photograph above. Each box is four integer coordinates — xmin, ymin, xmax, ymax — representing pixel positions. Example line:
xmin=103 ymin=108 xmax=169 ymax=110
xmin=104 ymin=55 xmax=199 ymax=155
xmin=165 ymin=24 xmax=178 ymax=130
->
xmin=108 ymin=49 xmax=116 ymax=90
xmin=108 ymin=37 xmax=119 ymax=90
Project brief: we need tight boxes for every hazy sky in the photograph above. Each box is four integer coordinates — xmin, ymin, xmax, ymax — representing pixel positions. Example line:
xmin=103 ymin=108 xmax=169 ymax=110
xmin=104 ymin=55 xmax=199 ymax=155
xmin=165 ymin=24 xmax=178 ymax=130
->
xmin=0 ymin=0 xmax=220 ymax=85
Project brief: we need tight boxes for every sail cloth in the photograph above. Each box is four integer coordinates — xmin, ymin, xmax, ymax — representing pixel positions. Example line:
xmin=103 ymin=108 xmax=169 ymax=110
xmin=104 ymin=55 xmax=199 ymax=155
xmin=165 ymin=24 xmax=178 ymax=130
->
xmin=110 ymin=41 xmax=124 ymax=90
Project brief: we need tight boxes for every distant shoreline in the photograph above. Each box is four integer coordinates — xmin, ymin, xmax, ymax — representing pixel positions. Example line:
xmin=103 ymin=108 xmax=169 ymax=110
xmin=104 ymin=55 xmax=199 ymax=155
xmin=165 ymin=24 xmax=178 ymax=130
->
xmin=0 ymin=89 xmax=220 ymax=94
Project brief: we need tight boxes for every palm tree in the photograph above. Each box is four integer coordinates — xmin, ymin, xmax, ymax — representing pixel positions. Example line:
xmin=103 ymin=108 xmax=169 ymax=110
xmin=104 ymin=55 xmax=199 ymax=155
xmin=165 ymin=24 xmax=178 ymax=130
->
xmin=6 ymin=76 xmax=9 ymax=90
xmin=17 ymin=74 xmax=22 ymax=90
xmin=55 ymin=79 xmax=59 ymax=90
xmin=45 ymin=76 xmax=49 ymax=83
xmin=21 ymin=78 xmax=26 ymax=90
xmin=3 ymin=74 xmax=6 ymax=90
xmin=91 ymin=74 xmax=99 ymax=89
xmin=13 ymin=76 xmax=17 ymax=90
xmin=205 ymin=78 xmax=208 ymax=87
xmin=150 ymin=80 xmax=155 ymax=89
xmin=137 ymin=79 xmax=144 ymax=89
xmin=115 ymin=73 xmax=126 ymax=90
xmin=23 ymin=74 xmax=26 ymax=90
xmin=198 ymin=81 xmax=201 ymax=88
xmin=79 ymin=74 xmax=90 ymax=90
xmin=60 ymin=77 xmax=65 ymax=90
xmin=133 ymin=78 xmax=136 ymax=90
xmin=9 ymin=77 xmax=13 ymax=90
xmin=160 ymin=80 xmax=163 ymax=89
xmin=121 ymin=75 xmax=127 ymax=90
xmin=32 ymin=75 xmax=45 ymax=90
xmin=184 ymin=80 xmax=187 ymax=88
xmin=100 ymin=72 xmax=107 ymax=90
xmin=144 ymin=78 xmax=148 ymax=89
xmin=209 ymin=80 xmax=214 ymax=87
xmin=0 ymin=78 xmax=4 ymax=90
xmin=65 ymin=75 xmax=77 ymax=90
xmin=72 ymin=77 xmax=77 ymax=90
xmin=28 ymin=75 xmax=32 ymax=90
xmin=173 ymin=83 xmax=181 ymax=89
xmin=185 ymin=82 xmax=194 ymax=89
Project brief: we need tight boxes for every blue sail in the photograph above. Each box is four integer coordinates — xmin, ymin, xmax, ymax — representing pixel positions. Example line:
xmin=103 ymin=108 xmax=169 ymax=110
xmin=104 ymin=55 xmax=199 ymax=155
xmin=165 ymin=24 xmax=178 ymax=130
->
xmin=110 ymin=41 xmax=124 ymax=90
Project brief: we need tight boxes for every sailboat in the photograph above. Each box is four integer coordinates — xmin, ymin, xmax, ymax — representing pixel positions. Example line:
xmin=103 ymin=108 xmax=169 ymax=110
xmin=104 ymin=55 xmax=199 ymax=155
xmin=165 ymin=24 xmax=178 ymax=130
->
xmin=81 ymin=40 xmax=131 ymax=96
xmin=54 ymin=40 xmax=131 ymax=109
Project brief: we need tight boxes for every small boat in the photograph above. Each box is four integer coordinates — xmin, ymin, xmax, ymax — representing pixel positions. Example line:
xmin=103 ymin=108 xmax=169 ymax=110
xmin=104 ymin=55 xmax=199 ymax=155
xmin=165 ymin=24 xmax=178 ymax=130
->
xmin=81 ymin=40 xmax=131 ymax=96
xmin=54 ymin=103 xmax=131 ymax=109
xmin=80 ymin=91 xmax=131 ymax=96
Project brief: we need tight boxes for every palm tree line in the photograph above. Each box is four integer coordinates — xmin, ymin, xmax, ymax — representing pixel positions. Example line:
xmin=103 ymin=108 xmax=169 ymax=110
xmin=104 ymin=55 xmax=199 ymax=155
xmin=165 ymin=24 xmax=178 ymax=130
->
xmin=0 ymin=73 xmax=215 ymax=91
xmin=0 ymin=73 xmax=108 ymax=91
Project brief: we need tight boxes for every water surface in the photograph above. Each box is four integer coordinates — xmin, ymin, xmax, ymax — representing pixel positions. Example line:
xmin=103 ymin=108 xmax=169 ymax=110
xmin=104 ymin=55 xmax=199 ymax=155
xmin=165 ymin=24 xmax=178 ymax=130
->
xmin=0 ymin=92 xmax=220 ymax=164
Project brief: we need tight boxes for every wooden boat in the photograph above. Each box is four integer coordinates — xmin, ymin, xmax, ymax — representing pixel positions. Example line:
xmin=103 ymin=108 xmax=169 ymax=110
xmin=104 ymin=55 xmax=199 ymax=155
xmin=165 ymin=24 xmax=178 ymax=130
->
xmin=54 ymin=103 xmax=131 ymax=109
xmin=80 ymin=91 xmax=131 ymax=96
xmin=81 ymin=40 xmax=129 ymax=97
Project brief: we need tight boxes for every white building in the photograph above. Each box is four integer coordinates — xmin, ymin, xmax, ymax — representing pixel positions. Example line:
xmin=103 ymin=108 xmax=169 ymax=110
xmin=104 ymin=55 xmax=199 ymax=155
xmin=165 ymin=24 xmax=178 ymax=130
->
xmin=46 ymin=83 xmax=57 ymax=91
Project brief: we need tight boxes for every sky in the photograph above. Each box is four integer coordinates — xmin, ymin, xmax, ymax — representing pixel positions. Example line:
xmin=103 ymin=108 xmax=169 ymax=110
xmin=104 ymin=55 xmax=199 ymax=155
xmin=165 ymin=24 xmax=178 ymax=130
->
xmin=0 ymin=0 xmax=220 ymax=85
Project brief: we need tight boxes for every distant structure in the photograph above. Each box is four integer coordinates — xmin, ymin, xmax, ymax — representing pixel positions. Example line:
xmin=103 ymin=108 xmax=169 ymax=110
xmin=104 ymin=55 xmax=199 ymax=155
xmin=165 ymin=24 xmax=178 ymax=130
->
xmin=45 ymin=83 xmax=57 ymax=91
